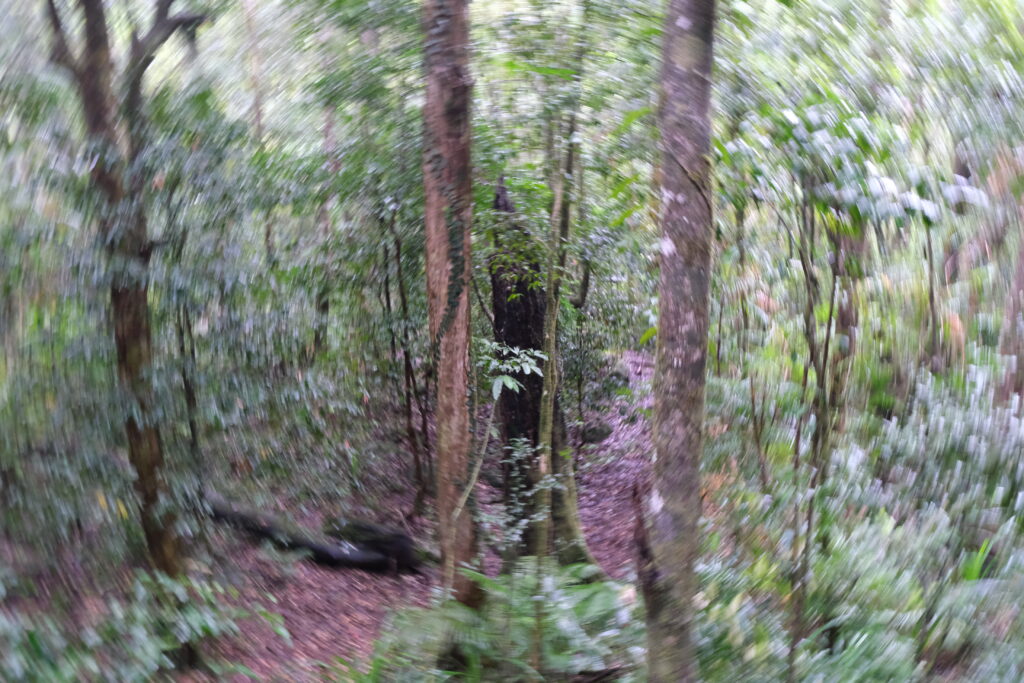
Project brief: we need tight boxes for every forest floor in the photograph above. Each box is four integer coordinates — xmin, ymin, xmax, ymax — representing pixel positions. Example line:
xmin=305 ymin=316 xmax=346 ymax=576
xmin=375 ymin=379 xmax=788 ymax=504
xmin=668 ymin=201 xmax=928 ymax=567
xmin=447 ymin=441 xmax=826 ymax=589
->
xmin=190 ymin=351 xmax=656 ymax=681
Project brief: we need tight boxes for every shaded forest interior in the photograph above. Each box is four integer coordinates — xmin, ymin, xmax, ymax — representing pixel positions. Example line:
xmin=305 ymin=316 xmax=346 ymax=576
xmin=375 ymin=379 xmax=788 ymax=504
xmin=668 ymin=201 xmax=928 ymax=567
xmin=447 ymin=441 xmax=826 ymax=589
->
xmin=4 ymin=0 xmax=1024 ymax=681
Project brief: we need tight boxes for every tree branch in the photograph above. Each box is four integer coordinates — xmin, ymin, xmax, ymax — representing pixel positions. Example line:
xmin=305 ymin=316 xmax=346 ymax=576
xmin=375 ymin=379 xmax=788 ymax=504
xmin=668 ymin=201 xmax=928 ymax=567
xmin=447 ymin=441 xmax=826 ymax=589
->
xmin=472 ymin=273 xmax=495 ymax=328
xmin=568 ymin=259 xmax=591 ymax=310
xmin=45 ymin=0 xmax=79 ymax=77
xmin=124 ymin=2 xmax=207 ymax=157
xmin=139 ymin=11 xmax=206 ymax=63
xmin=127 ymin=2 xmax=206 ymax=92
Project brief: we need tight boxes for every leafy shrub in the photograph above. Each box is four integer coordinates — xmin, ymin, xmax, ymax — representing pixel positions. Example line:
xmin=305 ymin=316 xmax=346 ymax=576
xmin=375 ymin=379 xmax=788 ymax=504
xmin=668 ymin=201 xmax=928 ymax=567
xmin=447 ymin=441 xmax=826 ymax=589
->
xmin=0 ymin=571 xmax=276 ymax=682
xmin=328 ymin=560 xmax=644 ymax=681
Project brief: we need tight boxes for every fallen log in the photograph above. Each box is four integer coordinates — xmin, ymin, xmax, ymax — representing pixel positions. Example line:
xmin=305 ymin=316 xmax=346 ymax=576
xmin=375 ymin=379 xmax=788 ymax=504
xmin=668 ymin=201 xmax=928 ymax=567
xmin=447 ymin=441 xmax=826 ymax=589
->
xmin=204 ymin=491 xmax=420 ymax=574
xmin=323 ymin=517 xmax=421 ymax=574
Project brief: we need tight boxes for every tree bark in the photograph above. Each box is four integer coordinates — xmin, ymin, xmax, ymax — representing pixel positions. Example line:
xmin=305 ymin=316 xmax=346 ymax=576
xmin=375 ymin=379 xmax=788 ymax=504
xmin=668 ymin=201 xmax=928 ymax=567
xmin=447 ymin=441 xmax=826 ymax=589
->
xmin=640 ymin=1 xmax=716 ymax=680
xmin=388 ymin=221 xmax=432 ymax=513
xmin=547 ymin=116 xmax=601 ymax=569
xmin=422 ymin=0 xmax=481 ymax=607
xmin=490 ymin=173 xmax=599 ymax=569
xmin=312 ymin=107 xmax=338 ymax=361
xmin=490 ymin=180 xmax=546 ymax=560
xmin=46 ymin=0 xmax=204 ymax=583
xmin=533 ymin=149 xmax=569 ymax=559
xmin=997 ymin=236 xmax=1024 ymax=404
xmin=46 ymin=1 xmax=207 ymax=669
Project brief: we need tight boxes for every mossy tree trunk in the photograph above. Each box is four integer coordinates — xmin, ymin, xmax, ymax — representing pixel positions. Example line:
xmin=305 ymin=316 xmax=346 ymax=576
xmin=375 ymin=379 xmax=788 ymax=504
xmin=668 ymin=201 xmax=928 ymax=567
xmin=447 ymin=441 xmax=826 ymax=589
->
xmin=490 ymin=179 xmax=598 ymax=568
xmin=490 ymin=181 xmax=546 ymax=560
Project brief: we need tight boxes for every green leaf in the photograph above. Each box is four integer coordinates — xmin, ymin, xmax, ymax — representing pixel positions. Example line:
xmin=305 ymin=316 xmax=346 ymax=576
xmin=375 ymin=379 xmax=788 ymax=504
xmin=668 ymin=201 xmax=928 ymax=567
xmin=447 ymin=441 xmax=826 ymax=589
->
xmin=503 ymin=59 xmax=577 ymax=80
xmin=638 ymin=326 xmax=657 ymax=346
xmin=612 ymin=106 xmax=652 ymax=137
xmin=492 ymin=377 xmax=504 ymax=401
xmin=256 ymin=609 xmax=292 ymax=646
xmin=610 ymin=205 xmax=639 ymax=228
xmin=610 ymin=173 xmax=640 ymax=199
xmin=962 ymin=539 xmax=992 ymax=581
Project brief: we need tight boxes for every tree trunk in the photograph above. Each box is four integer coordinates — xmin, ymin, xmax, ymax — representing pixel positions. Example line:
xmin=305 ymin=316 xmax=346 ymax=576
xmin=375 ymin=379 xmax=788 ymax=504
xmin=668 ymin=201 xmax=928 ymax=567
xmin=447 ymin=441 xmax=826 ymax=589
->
xmin=547 ymin=116 xmax=601 ymax=568
xmin=490 ymin=180 xmax=546 ymax=561
xmin=46 ymin=0 xmax=206 ymax=668
xmin=312 ymin=107 xmax=337 ymax=361
xmin=997 ymin=236 xmax=1024 ymax=404
xmin=240 ymin=0 xmax=276 ymax=264
xmin=926 ymin=224 xmax=942 ymax=372
xmin=533 ymin=151 xmax=568 ymax=558
xmin=491 ymin=175 xmax=599 ymax=569
xmin=240 ymin=0 xmax=266 ymax=142
xmin=832 ymin=230 xmax=864 ymax=431
xmin=46 ymin=0 xmax=203 ymax=583
xmin=639 ymin=1 xmax=716 ymax=680
xmin=422 ymin=0 xmax=481 ymax=607
xmin=388 ymin=221 xmax=431 ymax=513
xmin=550 ymin=401 xmax=598 ymax=566
xmin=114 ymin=283 xmax=185 ymax=576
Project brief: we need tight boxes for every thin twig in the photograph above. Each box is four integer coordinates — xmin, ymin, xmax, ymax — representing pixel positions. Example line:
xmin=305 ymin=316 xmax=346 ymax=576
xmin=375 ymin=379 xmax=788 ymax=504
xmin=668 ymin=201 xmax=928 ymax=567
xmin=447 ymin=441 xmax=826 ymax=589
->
xmin=451 ymin=396 xmax=498 ymax=527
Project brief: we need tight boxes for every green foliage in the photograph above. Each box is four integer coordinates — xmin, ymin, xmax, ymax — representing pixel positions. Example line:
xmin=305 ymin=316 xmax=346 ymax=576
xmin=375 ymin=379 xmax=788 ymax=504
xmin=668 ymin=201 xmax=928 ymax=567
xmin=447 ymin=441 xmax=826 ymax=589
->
xmin=475 ymin=339 xmax=546 ymax=401
xmin=0 ymin=572 xmax=262 ymax=682
xmin=333 ymin=560 xmax=644 ymax=681
xmin=5 ymin=0 xmax=1024 ymax=678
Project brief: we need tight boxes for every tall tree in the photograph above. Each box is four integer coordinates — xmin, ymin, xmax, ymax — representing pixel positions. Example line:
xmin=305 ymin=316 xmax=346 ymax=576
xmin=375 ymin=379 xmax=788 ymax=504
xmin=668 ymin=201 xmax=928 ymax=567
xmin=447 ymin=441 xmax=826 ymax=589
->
xmin=490 ymin=179 xmax=546 ymax=560
xmin=638 ymin=0 xmax=716 ymax=680
xmin=490 ymin=173 xmax=598 ymax=568
xmin=422 ymin=0 xmax=481 ymax=606
xmin=489 ymin=0 xmax=599 ymax=569
xmin=44 ymin=0 xmax=203 ymax=582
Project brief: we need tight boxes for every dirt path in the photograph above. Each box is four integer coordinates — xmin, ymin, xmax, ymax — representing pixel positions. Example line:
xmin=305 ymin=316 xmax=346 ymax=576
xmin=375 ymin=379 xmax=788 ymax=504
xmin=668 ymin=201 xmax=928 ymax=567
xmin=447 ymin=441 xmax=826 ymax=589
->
xmin=202 ymin=351 xmax=655 ymax=680
xmin=577 ymin=351 xmax=654 ymax=580
xmin=199 ymin=545 xmax=433 ymax=681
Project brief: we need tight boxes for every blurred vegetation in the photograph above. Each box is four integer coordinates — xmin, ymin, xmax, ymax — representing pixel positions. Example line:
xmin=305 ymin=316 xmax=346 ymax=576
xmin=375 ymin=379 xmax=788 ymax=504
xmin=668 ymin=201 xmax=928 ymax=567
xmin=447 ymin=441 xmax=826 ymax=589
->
xmin=2 ymin=0 xmax=1024 ymax=680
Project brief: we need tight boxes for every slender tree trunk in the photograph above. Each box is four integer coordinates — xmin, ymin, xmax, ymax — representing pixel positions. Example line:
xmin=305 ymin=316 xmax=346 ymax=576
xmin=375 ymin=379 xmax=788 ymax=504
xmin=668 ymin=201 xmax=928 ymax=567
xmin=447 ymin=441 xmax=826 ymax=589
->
xmin=638 ymin=1 xmax=716 ymax=680
xmin=388 ymin=221 xmax=432 ymax=510
xmin=926 ymin=224 xmax=942 ymax=372
xmin=545 ymin=114 xmax=600 ymax=568
xmin=832 ymin=230 xmax=863 ymax=431
xmin=422 ymin=0 xmax=481 ymax=607
xmin=548 ymin=116 xmax=601 ymax=568
xmin=312 ymin=108 xmax=337 ymax=361
xmin=240 ymin=0 xmax=266 ymax=142
xmin=997 ymin=236 xmax=1024 ymax=404
xmin=533 ymin=154 xmax=568 ymax=559
xmin=46 ymin=0 xmax=203 ymax=581
xmin=491 ymin=174 xmax=599 ymax=567
xmin=715 ymin=298 xmax=724 ymax=375
xmin=46 ymin=0 xmax=205 ymax=667
xmin=737 ymin=204 xmax=749 ymax=360
xmin=549 ymin=401 xmax=598 ymax=566
xmin=382 ymin=243 xmax=400 ymax=378
xmin=381 ymin=237 xmax=425 ymax=507
xmin=240 ymin=0 xmax=276 ymax=264
xmin=177 ymin=306 xmax=200 ymax=468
